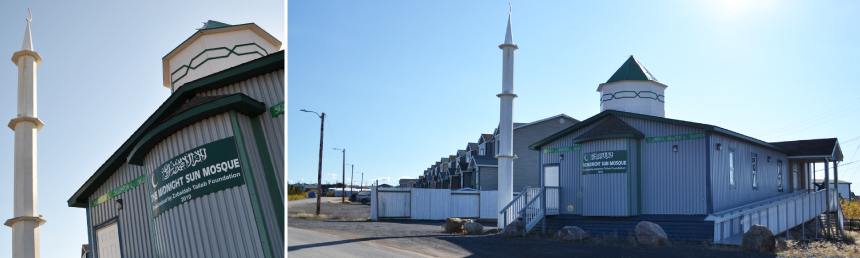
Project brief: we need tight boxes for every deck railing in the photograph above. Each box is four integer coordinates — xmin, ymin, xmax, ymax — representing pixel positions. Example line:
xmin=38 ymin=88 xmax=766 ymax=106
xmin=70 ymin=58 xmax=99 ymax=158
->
xmin=713 ymin=189 xmax=840 ymax=244
xmin=499 ymin=188 xmax=530 ymax=227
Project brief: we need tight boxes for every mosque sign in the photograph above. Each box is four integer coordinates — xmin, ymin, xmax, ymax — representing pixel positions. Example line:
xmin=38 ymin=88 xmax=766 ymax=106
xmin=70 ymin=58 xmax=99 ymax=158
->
xmin=150 ymin=137 xmax=246 ymax=217
xmin=582 ymin=150 xmax=628 ymax=175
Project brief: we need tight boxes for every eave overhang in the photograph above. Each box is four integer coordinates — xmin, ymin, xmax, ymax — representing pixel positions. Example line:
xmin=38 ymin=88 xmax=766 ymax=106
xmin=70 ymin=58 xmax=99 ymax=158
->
xmin=528 ymin=109 xmax=793 ymax=154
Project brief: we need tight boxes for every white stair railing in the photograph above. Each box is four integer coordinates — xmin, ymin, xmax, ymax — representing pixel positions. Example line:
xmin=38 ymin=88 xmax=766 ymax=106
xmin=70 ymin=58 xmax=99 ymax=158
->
xmin=499 ymin=187 xmax=549 ymax=233
xmin=713 ymin=189 xmax=838 ymax=244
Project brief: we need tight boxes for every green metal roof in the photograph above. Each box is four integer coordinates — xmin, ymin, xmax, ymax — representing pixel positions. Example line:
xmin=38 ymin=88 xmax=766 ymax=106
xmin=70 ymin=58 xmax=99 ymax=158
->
xmin=605 ymin=56 xmax=658 ymax=84
xmin=201 ymin=20 xmax=232 ymax=30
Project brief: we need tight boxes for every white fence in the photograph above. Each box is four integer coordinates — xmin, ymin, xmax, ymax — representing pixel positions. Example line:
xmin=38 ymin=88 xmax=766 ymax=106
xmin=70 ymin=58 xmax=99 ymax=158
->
xmin=371 ymin=188 xmax=498 ymax=220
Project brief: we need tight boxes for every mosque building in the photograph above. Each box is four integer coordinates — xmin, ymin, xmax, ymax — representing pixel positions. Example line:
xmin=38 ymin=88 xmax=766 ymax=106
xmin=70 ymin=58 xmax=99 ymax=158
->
xmin=66 ymin=20 xmax=285 ymax=258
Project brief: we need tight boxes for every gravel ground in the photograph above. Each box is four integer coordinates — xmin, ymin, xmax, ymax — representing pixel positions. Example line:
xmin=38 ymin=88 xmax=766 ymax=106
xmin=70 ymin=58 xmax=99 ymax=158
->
xmin=288 ymin=201 xmax=777 ymax=258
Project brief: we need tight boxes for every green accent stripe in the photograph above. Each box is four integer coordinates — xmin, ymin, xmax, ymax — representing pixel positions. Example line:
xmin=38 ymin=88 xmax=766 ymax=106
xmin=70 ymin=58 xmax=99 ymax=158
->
xmin=645 ymin=132 xmax=705 ymax=143
xmin=572 ymin=133 xmax=644 ymax=144
xmin=542 ymin=146 xmax=581 ymax=154
xmin=91 ymin=175 xmax=146 ymax=207
xmin=229 ymin=110 xmax=274 ymax=258
xmin=171 ymin=43 xmax=270 ymax=85
xmin=251 ymin=116 xmax=284 ymax=236
xmin=627 ymin=139 xmax=632 ymax=216
xmin=637 ymin=140 xmax=642 ymax=215
xmin=143 ymin=163 xmax=163 ymax=258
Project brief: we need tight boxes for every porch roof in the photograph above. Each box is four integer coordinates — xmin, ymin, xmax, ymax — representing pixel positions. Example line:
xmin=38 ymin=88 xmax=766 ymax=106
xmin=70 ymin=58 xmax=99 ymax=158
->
xmin=769 ymin=138 xmax=843 ymax=161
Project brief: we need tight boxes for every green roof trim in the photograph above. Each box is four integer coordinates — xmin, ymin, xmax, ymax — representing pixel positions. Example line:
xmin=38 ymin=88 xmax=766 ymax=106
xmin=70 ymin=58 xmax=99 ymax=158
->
xmin=527 ymin=110 xmax=793 ymax=155
xmin=67 ymin=51 xmax=284 ymax=208
xmin=127 ymin=94 xmax=266 ymax=165
xmin=571 ymin=134 xmax=645 ymax=144
xmin=201 ymin=20 xmax=232 ymax=30
xmin=162 ymin=22 xmax=256 ymax=59
xmin=605 ymin=56 xmax=658 ymax=84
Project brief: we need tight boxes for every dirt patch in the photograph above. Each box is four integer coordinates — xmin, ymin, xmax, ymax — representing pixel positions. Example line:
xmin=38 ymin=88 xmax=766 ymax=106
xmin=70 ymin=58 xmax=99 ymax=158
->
xmin=288 ymin=198 xmax=370 ymax=221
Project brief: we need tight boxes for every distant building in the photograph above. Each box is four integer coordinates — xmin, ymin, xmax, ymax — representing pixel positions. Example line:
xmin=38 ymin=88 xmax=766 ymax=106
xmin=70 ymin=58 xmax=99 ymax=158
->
xmin=814 ymin=179 xmax=852 ymax=199
xmin=398 ymin=179 xmax=419 ymax=188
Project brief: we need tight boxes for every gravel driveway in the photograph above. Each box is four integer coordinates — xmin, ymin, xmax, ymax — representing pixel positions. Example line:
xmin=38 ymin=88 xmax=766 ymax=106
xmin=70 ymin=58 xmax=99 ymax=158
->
xmin=288 ymin=201 xmax=777 ymax=257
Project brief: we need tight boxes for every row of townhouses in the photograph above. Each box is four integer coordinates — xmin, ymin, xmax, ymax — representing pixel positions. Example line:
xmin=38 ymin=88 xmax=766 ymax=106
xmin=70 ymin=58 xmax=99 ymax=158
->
xmin=415 ymin=114 xmax=579 ymax=192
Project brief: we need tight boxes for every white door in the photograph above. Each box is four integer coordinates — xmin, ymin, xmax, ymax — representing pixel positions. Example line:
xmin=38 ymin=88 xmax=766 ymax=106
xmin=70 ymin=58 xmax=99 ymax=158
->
xmin=544 ymin=166 xmax=559 ymax=187
xmin=97 ymin=222 xmax=121 ymax=258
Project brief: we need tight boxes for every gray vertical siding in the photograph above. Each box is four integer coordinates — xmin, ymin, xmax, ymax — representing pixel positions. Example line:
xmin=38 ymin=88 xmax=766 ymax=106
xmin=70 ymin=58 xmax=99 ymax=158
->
xmin=629 ymin=139 xmax=640 ymax=215
xmin=540 ymin=115 xmax=708 ymax=216
xmin=512 ymin=118 xmax=574 ymax=192
xmin=710 ymin=133 xmax=790 ymax=212
xmin=581 ymin=139 xmax=629 ymax=216
xmin=540 ymin=121 xmax=600 ymax=215
xmin=618 ymin=116 xmax=708 ymax=215
xmin=87 ymin=163 xmax=155 ymax=258
xmin=144 ymin=113 xmax=265 ymax=258
xmin=236 ymin=113 xmax=284 ymax=255
xmin=197 ymin=69 xmax=285 ymax=195
xmin=479 ymin=167 xmax=498 ymax=191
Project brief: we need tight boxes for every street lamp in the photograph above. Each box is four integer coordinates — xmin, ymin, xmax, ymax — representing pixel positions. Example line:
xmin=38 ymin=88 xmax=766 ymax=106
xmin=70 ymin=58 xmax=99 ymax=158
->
xmin=346 ymin=164 xmax=355 ymax=198
xmin=334 ymin=148 xmax=346 ymax=202
xmin=301 ymin=109 xmax=324 ymax=216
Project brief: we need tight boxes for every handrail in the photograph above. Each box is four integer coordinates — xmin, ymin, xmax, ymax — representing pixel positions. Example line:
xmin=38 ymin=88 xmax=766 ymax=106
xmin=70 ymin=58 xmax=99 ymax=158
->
xmin=518 ymin=187 xmax=546 ymax=215
xmin=713 ymin=191 xmax=806 ymax=216
xmin=714 ymin=190 xmax=828 ymax=223
xmin=499 ymin=188 xmax=530 ymax=214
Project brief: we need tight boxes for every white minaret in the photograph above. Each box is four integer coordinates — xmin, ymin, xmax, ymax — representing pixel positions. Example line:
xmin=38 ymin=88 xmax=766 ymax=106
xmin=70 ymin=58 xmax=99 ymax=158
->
xmin=496 ymin=6 xmax=517 ymax=229
xmin=5 ymin=9 xmax=46 ymax=258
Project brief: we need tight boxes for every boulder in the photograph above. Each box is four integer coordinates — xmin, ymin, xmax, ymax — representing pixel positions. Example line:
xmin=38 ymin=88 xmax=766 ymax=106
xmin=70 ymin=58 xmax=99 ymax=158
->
xmin=441 ymin=218 xmax=472 ymax=233
xmin=557 ymin=226 xmax=588 ymax=241
xmin=742 ymin=225 xmax=776 ymax=253
xmin=502 ymin=220 xmax=527 ymax=237
xmin=463 ymin=222 xmax=484 ymax=235
xmin=635 ymin=221 xmax=668 ymax=246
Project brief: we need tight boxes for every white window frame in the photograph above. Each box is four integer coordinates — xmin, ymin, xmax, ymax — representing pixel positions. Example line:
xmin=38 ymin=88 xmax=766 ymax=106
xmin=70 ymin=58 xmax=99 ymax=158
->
xmin=729 ymin=148 xmax=736 ymax=189
xmin=777 ymin=160 xmax=783 ymax=192
xmin=751 ymin=153 xmax=758 ymax=190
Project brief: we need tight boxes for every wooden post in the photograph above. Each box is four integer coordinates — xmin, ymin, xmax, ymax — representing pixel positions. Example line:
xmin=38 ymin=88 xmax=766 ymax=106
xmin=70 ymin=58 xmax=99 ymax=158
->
xmin=824 ymin=161 xmax=832 ymax=237
xmin=316 ymin=113 xmax=325 ymax=216
xmin=807 ymin=163 xmax=811 ymax=194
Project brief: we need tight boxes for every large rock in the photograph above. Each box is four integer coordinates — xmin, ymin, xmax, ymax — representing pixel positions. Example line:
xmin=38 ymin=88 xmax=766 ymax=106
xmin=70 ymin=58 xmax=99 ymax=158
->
xmin=441 ymin=218 xmax=472 ymax=233
xmin=635 ymin=221 xmax=668 ymax=246
xmin=502 ymin=220 xmax=527 ymax=237
xmin=557 ymin=226 xmax=588 ymax=241
xmin=742 ymin=225 xmax=776 ymax=253
xmin=463 ymin=222 xmax=484 ymax=235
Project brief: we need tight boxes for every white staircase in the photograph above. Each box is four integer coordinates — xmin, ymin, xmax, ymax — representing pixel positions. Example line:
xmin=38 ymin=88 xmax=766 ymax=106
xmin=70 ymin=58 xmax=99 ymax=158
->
xmin=499 ymin=187 xmax=559 ymax=233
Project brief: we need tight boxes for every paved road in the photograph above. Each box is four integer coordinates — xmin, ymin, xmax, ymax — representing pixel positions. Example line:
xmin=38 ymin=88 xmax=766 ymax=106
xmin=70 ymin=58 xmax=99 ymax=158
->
xmin=288 ymin=227 xmax=430 ymax=258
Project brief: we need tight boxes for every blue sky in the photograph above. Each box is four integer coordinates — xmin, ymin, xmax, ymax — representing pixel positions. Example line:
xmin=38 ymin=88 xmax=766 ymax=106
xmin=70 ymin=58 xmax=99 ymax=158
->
xmin=0 ymin=1 xmax=283 ymax=257
xmin=289 ymin=1 xmax=860 ymax=188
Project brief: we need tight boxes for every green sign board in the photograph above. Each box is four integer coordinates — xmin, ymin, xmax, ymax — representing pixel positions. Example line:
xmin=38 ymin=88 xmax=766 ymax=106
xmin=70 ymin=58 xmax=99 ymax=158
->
xmin=150 ymin=137 xmax=246 ymax=218
xmin=269 ymin=101 xmax=285 ymax=118
xmin=91 ymin=175 xmax=147 ymax=207
xmin=582 ymin=150 xmax=628 ymax=175
xmin=645 ymin=133 xmax=705 ymax=143
xmin=543 ymin=146 xmax=582 ymax=154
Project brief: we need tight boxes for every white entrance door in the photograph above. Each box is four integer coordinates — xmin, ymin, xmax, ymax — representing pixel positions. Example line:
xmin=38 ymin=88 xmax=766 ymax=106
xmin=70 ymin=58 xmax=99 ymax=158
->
xmin=544 ymin=166 xmax=559 ymax=187
xmin=97 ymin=222 xmax=121 ymax=258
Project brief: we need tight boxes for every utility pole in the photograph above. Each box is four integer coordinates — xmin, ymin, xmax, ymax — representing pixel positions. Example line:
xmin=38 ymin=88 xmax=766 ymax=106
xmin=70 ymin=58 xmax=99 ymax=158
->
xmin=361 ymin=173 xmax=364 ymax=191
xmin=334 ymin=148 xmax=346 ymax=202
xmin=301 ymin=109 xmax=325 ymax=216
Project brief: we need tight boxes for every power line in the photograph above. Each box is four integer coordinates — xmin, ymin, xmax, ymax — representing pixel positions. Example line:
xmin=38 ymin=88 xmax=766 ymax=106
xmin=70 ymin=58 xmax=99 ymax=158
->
xmin=755 ymin=96 xmax=860 ymax=137
xmin=764 ymin=105 xmax=860 ymax=139
xmin=325 ymin=116 xmax=341 ymax=149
